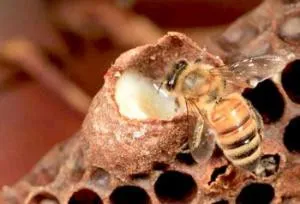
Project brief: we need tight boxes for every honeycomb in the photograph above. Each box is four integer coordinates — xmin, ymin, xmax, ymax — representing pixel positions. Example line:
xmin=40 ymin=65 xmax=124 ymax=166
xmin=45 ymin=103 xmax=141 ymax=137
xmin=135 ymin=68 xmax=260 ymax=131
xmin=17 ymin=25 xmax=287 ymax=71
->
xmin=2 ymin=0 xmax=300 ymax=203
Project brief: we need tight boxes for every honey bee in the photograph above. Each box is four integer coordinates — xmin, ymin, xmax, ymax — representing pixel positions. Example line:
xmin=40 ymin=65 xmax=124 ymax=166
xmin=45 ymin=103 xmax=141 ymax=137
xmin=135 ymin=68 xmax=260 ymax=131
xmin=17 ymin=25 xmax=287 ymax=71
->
xmin=161 ymin=54 xmax=288 ymax=170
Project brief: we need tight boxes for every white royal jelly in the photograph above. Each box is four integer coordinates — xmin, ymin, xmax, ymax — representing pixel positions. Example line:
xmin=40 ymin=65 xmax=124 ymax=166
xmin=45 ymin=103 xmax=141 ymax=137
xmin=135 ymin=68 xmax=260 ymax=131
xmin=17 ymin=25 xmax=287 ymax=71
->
xmin=115 ymin=70 xmax=181 ymax=120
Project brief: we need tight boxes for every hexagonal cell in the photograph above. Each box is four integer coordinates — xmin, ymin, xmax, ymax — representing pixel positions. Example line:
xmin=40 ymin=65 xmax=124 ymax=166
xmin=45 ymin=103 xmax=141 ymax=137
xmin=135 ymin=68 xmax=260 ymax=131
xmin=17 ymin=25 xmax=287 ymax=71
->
xmin=243 ymin=79 xmax=285 ymax=124
xmin=25 ymin=141 xmax=73 ymax=187
xmin=154 ymin=171 xmax=197 ymax=203
xmin=278 ymin=16 xmax=300 ymax=44
xmin=218 ymin=23 xmax=259 ymax=52
xmin=109 ymin=185 xmax=151 ymax=204
xmin=68 ymin=188 xmax=102 ymax=204
xmin=212 ymin=199 xmax=229 ymax=204
xmin=253 ymin=154 xmax=280 ymax=177
xmin=26 ymin=168 xmax=60 ymax=187
xmin=28 ymin=192 xmax=59 ymax=204
xmin=277 ymin=165 xmax=300 ymax=202
xmin=69 ymin=150 xmax=86 ymax=183
xmin=236 ymin=183 xmax=274 ymax=204
xmin=283 ymin=116 xmax=300 ymax=153
xmin=175 ymin=153 xmax=197 ymax=166
xmin=281 ymin=60 xmax=300 ymax=103
xmin=89 ymin=168 xmax=111 ymax=188
xmin=209 ymin=165 xmax=228 ymax=185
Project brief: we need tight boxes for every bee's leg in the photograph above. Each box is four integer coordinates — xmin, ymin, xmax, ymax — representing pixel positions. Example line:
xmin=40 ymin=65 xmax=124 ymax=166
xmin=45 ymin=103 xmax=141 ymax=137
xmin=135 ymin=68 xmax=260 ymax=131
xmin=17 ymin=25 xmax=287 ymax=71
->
xmin=245 ymin=99 xmax=264 ymax=133
xmin=208 ymin=89 xmax=219 ymax=103
xmin=214 ymin=90 xmax=226 ymax=105
xmin=253 ymin=109 xmax=264 ymax=136
xmin=245 ymin=99 xmax=264 ymax=136
xmin=215 ymin=97 xmax=222 ymax=104
xmin=188 ymin=120 xmax=204 ymax=152
xmin=179 ymin=119 xmax=204 ymax=154
xmin=181 ymin=100 xmax=215 ymax=163
xmin=179 ymin=142 xmax=191 ymax=154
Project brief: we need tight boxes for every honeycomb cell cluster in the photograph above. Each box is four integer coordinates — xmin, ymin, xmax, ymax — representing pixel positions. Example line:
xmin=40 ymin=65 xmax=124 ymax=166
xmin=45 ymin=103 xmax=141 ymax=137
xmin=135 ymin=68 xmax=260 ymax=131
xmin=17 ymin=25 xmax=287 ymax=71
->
xmin=2 ymin=0 xmax=300 ymax=203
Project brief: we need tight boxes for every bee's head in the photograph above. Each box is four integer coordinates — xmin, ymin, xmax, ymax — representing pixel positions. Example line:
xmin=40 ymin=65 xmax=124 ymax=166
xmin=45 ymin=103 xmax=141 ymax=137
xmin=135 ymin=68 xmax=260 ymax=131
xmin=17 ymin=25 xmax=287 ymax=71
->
xmin=164 ymin=59 xmax=221 ymax=100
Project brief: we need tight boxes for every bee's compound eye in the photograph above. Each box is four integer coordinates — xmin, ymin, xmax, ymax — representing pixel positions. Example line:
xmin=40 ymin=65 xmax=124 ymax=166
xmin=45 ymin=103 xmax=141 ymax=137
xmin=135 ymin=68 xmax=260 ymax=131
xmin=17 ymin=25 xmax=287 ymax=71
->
xmin=165 ymin=75 xmax=175 ymax=90
xmin=175 ymin=60 xmax=188 ymax=70
xmin=166 ymin=81 xmax=174 ymax=90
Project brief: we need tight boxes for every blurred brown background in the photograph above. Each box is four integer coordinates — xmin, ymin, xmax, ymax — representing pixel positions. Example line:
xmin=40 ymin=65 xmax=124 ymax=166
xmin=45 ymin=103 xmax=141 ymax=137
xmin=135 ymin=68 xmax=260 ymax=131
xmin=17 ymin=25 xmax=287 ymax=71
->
xmin=0 ymin=0 xmax=262 ymax=187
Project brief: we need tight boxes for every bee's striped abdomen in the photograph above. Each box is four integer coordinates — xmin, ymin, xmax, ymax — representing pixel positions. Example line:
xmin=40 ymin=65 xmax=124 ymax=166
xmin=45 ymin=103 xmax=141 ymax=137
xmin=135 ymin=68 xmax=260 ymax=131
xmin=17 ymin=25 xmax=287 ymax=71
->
xmin=209 ymin=93 xmax=262 ymax=167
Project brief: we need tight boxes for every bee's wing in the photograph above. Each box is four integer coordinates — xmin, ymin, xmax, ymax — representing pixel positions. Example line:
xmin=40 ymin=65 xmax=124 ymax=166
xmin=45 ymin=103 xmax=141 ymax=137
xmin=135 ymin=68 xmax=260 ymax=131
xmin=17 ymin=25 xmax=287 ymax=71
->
xmin=189 ymin=120 xmax=216 ymax=164
xmin=211 ymin=54 xmax=290 ymax=89
xmin=186 ymin=100 xmax=216 ymax=164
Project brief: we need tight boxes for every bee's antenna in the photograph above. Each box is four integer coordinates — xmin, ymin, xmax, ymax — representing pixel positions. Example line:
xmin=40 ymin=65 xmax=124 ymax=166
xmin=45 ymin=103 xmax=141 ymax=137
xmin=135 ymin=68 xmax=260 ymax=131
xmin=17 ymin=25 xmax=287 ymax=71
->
xmin=156 ymin=81 xmax=164 ymax=94
xmin=190 ymin=100 xmax=207 ymax=121
xmin=184 ymin=97 xmax=190 ymax=136
xmin=179 ymin=97 xmax=191 ymax=154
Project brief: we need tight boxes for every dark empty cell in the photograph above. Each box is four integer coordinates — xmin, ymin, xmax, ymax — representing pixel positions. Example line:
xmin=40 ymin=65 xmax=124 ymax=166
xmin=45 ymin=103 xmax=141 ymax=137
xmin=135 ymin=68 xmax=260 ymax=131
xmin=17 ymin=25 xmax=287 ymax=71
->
xmin=29 ymin=192 xmax=59 ymax=204
xmin=68 ymin=189 xmax=102 ymax=204
xmin=109 ymin=185 xmax=151 ymax=204
xmin=209 ymin=165 xmax=228 ymax=185
xmin=130 ymin=173 xmax=150 ymax=180
xmin=243 ymin=79 xmax=285 ymax=124
xmin=283 ymin=116 xmax=300 ymax=152
xmin=212 ymin=199 xmax=229 ymax=204
xmin=176 ymin=153 xmax=197 ymax=166
xmin=154 ymin=171 xmax=197 ymax=203
xmin=236 ymin=183 xmax=274 ymax=204
xmin=152 ymin=162 xmax=169 ymax=171
xmin=282 ymin=60 xmax=300 ymax=103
